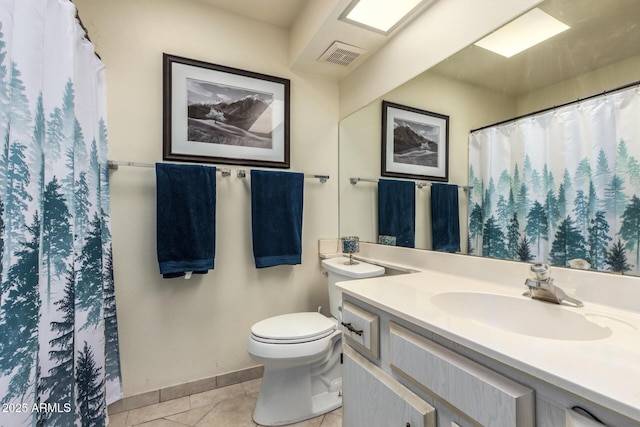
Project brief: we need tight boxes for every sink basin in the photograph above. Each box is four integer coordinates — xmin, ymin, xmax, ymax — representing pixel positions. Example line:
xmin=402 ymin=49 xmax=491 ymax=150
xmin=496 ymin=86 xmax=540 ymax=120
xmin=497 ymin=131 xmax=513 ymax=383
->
xmin=431 ymin=292 xmax=612 ymax=341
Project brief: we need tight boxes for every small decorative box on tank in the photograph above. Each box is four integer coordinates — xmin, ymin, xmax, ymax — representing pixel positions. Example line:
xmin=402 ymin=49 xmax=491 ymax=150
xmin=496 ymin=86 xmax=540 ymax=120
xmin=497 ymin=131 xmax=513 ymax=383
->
xmin=341 ymin=236 xmax=359 ymax=265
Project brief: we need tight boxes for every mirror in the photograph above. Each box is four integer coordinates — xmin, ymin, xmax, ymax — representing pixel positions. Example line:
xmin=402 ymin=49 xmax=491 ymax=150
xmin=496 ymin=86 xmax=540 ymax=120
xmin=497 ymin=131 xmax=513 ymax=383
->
xmin=339 ymin=0 xmax=640 ymax=270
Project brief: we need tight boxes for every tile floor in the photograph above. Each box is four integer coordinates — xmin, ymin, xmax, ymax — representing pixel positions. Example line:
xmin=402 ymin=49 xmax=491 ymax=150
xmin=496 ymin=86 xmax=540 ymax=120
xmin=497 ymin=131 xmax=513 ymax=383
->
xmin=107 ymin=378 xmax=342 ymax=427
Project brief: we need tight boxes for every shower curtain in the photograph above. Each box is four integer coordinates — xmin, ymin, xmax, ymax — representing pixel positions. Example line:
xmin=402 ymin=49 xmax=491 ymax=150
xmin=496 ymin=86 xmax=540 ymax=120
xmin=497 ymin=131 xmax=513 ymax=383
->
xmin=0 ymin=1 xmax=122 ymax=426
xmin=469 ymin=85 xmax=640 ymax=275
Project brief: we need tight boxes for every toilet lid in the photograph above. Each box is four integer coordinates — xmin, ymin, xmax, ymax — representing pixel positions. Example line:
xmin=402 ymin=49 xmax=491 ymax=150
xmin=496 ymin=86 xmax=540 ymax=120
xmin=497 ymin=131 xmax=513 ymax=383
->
xmin=251 ymin=312 xmax=336 ymax=342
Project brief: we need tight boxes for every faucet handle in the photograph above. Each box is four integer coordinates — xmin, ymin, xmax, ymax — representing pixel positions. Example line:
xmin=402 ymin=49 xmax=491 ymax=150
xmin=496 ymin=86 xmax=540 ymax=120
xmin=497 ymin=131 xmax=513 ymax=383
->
xmin=530 ymin=263 xmax=550 ymax=281
xmin=524 ymin=278 xmax=540 ymax=289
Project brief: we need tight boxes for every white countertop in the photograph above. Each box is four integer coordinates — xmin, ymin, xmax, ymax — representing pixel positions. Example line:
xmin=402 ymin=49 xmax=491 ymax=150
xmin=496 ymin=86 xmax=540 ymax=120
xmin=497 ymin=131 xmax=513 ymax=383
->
xmin=336 ymin=270 xmax=640 ymax=423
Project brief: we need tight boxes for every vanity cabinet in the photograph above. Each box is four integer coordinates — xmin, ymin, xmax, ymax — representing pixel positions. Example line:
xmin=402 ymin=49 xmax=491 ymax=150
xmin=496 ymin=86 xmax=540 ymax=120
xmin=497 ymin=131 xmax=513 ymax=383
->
xmin=343 ymin=345 xmax=435 ymax=427
xmin=342 ymin=297 xmax=533 ymax=427
xmin=341 ymin=295 xmax=635 ymax=427
xmin=389 ymin=322 xmax=534 ymax=427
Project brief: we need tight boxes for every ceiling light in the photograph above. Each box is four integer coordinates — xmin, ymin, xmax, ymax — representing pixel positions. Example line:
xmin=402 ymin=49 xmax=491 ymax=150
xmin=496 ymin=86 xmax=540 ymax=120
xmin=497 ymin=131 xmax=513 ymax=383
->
xmin=340 ymin=0 xmax=427 ymax=35
xmin=474 ymin=8 xmax=570 ymax=58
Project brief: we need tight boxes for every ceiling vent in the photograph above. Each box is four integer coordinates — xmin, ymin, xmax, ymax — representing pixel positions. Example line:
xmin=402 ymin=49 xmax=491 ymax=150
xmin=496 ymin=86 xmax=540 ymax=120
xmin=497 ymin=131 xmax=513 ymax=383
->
xmin=318 ymin=41 xmax=366 ymax=67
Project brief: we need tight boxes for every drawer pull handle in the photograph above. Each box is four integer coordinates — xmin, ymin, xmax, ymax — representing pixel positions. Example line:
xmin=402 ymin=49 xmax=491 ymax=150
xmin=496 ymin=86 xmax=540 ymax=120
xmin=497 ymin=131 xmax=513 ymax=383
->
xmin=341 ymin=322 xmax=363 ymax=336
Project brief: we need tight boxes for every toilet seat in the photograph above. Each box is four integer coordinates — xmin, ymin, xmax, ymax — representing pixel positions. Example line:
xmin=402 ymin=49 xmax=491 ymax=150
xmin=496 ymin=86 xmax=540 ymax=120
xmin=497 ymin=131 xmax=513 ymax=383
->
xmin=251 ymin=312 xmax=337 ymax=344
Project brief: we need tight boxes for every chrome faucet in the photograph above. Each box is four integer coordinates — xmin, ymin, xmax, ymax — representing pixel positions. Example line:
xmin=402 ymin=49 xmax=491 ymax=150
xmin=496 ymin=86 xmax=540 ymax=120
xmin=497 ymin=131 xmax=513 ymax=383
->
xmin=524 ymin=263 xmax=583 ymax=308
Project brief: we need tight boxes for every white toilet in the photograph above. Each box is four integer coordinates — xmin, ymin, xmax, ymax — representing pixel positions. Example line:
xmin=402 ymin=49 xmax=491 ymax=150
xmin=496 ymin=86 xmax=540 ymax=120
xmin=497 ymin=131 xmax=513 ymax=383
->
xmin=247 ymin=256 xmax=385 ymax=426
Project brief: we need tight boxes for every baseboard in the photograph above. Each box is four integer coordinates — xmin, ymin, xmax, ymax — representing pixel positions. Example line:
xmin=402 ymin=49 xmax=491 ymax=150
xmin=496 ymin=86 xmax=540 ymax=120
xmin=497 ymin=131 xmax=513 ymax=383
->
xmin=108 ymin=365 xmax=264 ymax=414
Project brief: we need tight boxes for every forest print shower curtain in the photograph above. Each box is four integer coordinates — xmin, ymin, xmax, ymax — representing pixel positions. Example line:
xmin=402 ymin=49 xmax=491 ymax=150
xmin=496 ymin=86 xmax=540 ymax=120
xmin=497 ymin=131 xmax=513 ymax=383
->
xmin=469 ymin=85 xmax=640 ymax=275
xmin=0 ymin=1 xmax=122 ymax=426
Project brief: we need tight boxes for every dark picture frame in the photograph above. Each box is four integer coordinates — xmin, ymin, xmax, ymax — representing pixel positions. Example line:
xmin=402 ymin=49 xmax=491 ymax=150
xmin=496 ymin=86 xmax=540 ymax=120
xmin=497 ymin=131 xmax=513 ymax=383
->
xmin=381 ymin=101 xmax=449 ymax=181
xmin=163 ymin=53 xmax=290 ymax=168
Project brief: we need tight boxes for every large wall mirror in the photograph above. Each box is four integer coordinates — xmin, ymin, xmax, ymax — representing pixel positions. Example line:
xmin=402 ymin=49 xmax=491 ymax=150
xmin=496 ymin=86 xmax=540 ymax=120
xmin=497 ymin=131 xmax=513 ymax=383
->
xmin=339 ymin=0 xmax=640 ymax=273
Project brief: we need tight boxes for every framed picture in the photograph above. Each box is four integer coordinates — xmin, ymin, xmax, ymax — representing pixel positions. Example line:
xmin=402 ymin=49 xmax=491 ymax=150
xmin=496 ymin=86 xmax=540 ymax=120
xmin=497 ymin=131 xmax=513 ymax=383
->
xmin=163 ymin=54 xmax=290 ymax=168
xmin=381 ymin=101 xmax=449 ymax=181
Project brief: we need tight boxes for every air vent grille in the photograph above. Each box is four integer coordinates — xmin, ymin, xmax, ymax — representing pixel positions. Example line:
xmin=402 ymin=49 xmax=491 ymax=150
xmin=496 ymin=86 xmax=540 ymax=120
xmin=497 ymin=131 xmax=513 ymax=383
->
xmin=318 ymin=41 xmax=366 ymax=67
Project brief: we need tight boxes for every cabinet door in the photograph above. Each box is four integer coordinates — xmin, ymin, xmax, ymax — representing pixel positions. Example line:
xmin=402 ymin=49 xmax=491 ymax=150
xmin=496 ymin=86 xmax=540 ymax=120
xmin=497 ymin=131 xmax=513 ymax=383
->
xmin=343 ymin=345 xmax=435 ymax=427
xmin=389 ymin=322 xmax=534 ymax=427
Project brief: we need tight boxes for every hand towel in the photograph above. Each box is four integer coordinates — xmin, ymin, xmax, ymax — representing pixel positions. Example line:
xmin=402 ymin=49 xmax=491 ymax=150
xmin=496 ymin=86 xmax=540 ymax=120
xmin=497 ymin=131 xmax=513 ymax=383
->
xmin=431 ymin=182 xmax=460 ymax=252
xmin=156 ymin=163 xmax=216 ymax=278
xmin=251 ymin=170 xmax=304 ymax=268
xmin=378 ymin=179 xmax=415 ymax=248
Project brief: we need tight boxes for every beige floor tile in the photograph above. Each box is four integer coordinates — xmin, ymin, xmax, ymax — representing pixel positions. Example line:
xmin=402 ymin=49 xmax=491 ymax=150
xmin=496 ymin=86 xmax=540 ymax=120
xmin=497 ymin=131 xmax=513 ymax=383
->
xmin=107 ymin=411 xmax=128 ymax=427
xmin=287 ymin=416 xmax=324 ymax=427
xmin=242 ymin=378 xmax=262 ymax=396
xmin=113 ymin=378 xmax=341 ymax=427
xmin=126 ymin=397 xmax=190 ymax=426
xmin=190 ymin=383 xmax=245 ymax=409
xmin=256 ymin=415 xmax=324 ymax=427
xmin=195 ymin=395 xmax=257 ymax=427
xmin=131 ymin=419 xmax=187 ymax=427
xmin=320 ymin=413 xmax=342 ymax=427
xmin=164 ymin=404 xmax=214 ymax=426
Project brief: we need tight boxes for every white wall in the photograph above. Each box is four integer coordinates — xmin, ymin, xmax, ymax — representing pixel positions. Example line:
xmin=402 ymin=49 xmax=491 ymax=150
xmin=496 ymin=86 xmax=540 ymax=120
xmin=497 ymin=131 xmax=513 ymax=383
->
xmin=517 ymin=54 xmax=640 ymax=115
xmin=74 ymin=0 xmax=339 ymax=397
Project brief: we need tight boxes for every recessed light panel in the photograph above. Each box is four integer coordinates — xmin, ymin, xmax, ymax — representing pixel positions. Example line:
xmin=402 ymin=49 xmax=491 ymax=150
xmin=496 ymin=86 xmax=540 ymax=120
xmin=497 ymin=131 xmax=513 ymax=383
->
xmin=474 ymin=8 xmax=570 ymax=58
xmin=341 ymin=0 xmax=426 ymax=35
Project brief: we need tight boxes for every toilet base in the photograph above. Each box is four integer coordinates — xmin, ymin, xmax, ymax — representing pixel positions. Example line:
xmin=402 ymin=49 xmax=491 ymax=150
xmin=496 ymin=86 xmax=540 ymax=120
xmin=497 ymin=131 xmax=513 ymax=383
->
xmin=252 ymin=338 xmax=342 ymax=426
xmin=253 ymin=365 xmax=342 ymax=426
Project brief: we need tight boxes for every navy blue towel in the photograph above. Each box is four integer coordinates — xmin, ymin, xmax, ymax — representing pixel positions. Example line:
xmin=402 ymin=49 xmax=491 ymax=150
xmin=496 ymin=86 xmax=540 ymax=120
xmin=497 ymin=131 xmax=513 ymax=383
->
xmin=431 ymin=183 xmax=460 ymax=252
xmin=378 ymin=179 xmax=415 ymax=248
xmin=251 ymin=170 xmax=304 ymax=268
xmin=156 ymin=163 xmax=216 ymax=278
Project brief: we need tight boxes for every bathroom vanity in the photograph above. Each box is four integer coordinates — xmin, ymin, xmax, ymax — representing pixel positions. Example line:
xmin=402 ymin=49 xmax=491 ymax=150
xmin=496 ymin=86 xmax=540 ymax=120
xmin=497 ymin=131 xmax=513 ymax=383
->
xmin=337 ymin=269 xmax=640 ymax=427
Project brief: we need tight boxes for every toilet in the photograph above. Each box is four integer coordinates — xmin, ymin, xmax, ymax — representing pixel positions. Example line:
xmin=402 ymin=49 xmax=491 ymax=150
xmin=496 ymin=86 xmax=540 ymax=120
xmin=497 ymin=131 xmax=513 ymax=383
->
xmin=247 ymin=256 xmax=385 ymax=426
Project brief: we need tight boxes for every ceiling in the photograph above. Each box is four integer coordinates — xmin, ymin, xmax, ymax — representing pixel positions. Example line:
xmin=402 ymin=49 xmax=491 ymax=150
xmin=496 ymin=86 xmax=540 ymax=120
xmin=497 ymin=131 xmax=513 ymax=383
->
xmin=429 ymin=0 xmax=640 ymax=96
xmin=193 ymin=0 xmax=640 ymax=93
xmin=194 ymin=0 xmax=310 ymax=29
xmin=192 ymin=0 xmax=435 ymax=81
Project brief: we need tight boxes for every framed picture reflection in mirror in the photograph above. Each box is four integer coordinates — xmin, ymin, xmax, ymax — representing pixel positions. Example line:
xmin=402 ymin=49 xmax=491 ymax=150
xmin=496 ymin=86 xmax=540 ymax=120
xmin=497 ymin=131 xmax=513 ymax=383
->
xmin=381 ymin=101 xmax=449 ymax=181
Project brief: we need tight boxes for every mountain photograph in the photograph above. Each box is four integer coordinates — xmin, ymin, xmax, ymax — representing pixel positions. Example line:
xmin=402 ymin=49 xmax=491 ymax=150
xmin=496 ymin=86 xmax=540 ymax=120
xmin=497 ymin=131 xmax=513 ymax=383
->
xmin=186 ymin=78 xmax=273 ymax=148
xmin=393 ymin=118 xmax=439 ymax=167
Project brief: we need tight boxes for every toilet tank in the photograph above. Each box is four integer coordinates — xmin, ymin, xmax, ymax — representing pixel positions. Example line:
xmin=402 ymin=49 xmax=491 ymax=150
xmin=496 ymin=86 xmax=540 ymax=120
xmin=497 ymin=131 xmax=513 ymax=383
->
xmin=321 ymin=257 xmax=385 ymax=319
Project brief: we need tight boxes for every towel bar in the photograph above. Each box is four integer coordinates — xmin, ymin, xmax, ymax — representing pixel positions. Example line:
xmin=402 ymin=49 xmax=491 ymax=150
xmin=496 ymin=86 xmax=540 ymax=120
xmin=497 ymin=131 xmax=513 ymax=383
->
xmin=350 ymin=177 xmax=472 ymax=191
xmin=107 ymin=161 xmax=327 ymax=182
xmin=107 ymin=160 xmax=231 ymax=176
xmin=237 ymin=169 xmax=329 ymax=183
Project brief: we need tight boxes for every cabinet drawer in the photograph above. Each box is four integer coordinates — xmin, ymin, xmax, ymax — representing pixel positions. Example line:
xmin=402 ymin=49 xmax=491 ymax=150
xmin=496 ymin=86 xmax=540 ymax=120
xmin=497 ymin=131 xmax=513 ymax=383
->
xmin=389 ymin=322 xmax=534 ymax=427
xmin=341 ymin=300 xmax=379 ymax=359
xmin=343 ymin=344 xmax=436 ymax=427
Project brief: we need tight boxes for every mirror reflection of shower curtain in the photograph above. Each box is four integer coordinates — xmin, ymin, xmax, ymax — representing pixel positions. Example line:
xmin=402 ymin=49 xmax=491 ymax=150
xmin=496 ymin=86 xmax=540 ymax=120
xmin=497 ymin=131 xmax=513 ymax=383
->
xmin=0 ymin=1 xmax=122 ymax=426
xmin=469 ymin=86 xmax=640 ymax=275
